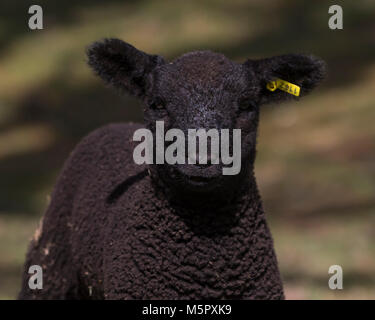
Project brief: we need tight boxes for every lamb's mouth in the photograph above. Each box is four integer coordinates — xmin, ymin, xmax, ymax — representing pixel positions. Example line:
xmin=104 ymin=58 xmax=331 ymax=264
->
xmin=184 ymin=170 xmax=223 ymax=187
xmin=187 ymin=175 xmax=215 ymax=183
xmin=171 ymin=163 xmax=223 ymax=187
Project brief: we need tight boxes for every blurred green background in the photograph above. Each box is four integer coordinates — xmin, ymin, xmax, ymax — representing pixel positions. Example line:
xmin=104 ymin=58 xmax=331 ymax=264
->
xmin=0 ymin=0 xmax=374 ymax=299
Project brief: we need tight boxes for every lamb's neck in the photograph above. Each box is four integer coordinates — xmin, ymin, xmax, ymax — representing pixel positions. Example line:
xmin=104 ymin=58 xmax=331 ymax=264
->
xmin=149 ymin=168 xmax=264 ymax=236
xmin=141 ymin=170 xmax=280 ymax=299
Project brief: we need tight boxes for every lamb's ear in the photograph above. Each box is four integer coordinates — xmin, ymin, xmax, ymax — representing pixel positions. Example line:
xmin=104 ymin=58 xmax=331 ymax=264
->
xmin=87 ymin=38 xmax=165 ymax=97
xmin=246 ymin=54 xmax=326 ymax=105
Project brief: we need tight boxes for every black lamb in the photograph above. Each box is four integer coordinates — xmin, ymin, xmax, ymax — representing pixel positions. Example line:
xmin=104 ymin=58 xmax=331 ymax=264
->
xmin=19 ymin=39 xmax=325 ymax=299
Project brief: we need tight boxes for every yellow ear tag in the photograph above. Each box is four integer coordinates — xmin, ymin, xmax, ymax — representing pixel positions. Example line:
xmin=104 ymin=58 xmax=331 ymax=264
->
xmin=266 ymin=79 xmax=300 ymax=97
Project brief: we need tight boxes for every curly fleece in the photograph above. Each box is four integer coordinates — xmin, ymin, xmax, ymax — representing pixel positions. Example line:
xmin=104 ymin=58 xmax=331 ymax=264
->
xmin=19 ymin=39 xmax=325 ymax=300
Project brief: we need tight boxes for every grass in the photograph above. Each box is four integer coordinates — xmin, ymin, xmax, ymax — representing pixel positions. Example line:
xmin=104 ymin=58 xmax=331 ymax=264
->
xmin=0 ymin=214 xmax=41 ymax=299
xmin=270 ymin=211 xmax=375 ymax=299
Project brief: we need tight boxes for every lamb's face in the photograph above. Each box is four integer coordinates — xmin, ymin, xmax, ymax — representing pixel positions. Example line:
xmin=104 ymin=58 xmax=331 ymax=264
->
xmin=87 ymin=38 xmax=325 ymax=195
xmin=143 ymin=52 xmax=260 ymax=192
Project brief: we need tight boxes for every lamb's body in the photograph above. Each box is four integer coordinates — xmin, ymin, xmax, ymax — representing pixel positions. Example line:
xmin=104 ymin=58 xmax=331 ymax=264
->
xmin=19 ymin=38 xmax=325 ymax=300
xmin=19 ymin=123 xmax=283 ymax=299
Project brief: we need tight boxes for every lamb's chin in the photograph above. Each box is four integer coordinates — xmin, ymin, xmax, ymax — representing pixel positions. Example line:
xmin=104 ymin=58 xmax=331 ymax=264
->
xmin=170 ymin=165 xmax=224 ymax=192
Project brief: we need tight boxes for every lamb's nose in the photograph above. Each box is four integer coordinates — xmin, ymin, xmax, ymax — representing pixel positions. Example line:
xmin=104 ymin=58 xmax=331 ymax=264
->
xmin=189 ymin=153 xmax=213 ymax=167
xmin=198 ymin=154 xmax=212 ymax=167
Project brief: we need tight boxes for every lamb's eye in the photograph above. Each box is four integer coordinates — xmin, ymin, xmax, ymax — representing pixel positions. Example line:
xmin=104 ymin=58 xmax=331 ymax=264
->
xmin=150 ymin=101 xmax=165 ymax=110
xmin=239 ymin=99 xmax=256 ymax=111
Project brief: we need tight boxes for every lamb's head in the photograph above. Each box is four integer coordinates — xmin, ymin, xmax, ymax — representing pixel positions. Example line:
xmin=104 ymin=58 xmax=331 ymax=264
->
xmin=87 ymin=39 xmax=325 ymax=199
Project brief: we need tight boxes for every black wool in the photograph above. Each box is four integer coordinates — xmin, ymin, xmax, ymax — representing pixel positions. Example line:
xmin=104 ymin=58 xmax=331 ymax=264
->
xmin=19 ymin=39 xmax=326 ymax=299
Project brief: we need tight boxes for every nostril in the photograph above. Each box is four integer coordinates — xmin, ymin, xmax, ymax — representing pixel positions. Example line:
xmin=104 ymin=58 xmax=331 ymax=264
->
xmin=194 ymin=154 xmax=213 ymax=167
